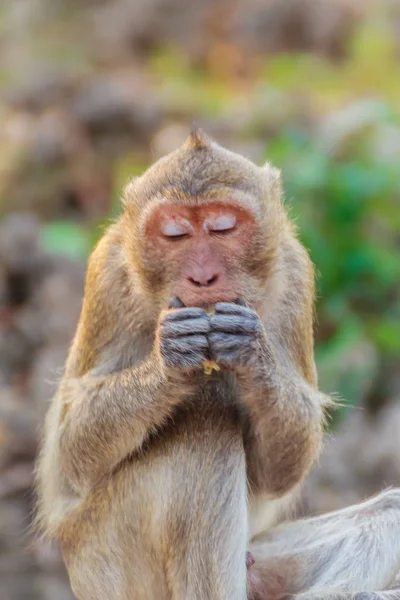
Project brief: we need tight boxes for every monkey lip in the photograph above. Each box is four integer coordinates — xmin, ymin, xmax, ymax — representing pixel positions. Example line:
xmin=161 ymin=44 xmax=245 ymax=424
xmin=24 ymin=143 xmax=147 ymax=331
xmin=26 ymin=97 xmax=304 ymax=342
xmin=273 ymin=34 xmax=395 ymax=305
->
xmin=173 ymin=287 xmax=240 ymax=309
xmin=180 ymin=295 xmax=239 ymax=308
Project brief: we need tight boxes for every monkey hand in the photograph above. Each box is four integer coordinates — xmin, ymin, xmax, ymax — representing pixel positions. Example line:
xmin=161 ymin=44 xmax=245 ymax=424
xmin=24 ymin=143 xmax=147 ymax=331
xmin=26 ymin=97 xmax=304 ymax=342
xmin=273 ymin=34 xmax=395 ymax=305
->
xmin=209 ymin=302 xmax=270 ymax=375
xmin=158 ymin=306 xmax=211 ymax=375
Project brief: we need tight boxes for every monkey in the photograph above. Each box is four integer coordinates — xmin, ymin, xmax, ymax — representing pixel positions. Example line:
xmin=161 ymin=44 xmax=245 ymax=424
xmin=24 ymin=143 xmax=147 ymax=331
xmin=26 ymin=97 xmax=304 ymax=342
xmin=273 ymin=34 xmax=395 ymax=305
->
xmin=35 ymin=128 xmax=400 ymax=600
xmin=247 ymin=487 xmax=400 ymax=600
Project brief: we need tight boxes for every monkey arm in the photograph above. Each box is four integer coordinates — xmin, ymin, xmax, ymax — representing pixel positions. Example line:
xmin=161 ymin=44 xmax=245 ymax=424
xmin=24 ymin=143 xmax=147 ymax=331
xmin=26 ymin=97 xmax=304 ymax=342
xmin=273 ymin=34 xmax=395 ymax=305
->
xmin=243 ymin=306 xmax=328 ymax=494
xmin=57 ymin=307 xmax=212 ymax=495
xmin=208 ymin=301 xmax=328 ymax=496
xmin=241 ymin=236 xmax=330 ymax=495
xmin=56 ymin=356 xmax=189 ymax=494
xmin=240 ymin=355 xmax=328 ymax=496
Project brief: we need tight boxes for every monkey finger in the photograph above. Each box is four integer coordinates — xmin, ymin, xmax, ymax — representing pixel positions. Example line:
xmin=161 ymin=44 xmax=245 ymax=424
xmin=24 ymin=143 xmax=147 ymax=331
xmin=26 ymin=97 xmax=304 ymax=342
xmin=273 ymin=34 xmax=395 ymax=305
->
xmin=162 ymin=334 xmax=209 ymax=354
xmin=210 ymin=314 xmax=260 ymax=335
xmin=168 ymin=296 xmax=185 ymax=309
xmin=209 ymin=332 xmax=253 ymax=352
xmin=162 ymin=307 xmax=206 ymax=322
xmin=160 ymin=318 xmax=210 ymax=337
xmin=214 ymin=302 xmax=257 ymax=319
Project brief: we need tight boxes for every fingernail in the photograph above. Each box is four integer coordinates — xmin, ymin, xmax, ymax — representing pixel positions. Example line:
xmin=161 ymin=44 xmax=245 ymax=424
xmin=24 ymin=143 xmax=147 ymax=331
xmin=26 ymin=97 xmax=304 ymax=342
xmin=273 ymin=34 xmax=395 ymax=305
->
xmin=168 ymin=296 xmax=185 ymax=309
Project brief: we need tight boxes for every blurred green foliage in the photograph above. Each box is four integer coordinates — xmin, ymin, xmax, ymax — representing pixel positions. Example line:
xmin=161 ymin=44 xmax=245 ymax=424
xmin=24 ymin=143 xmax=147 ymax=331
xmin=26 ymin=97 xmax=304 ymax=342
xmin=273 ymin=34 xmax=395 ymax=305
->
xmin=40 ymin=221 xmax=91 ymax=260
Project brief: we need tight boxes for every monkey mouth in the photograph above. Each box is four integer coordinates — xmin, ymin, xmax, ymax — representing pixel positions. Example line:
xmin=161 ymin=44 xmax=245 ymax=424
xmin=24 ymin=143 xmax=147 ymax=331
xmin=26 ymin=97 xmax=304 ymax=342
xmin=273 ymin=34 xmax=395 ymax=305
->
xmin=170 ymin=286 xmax=243 ymax=309
xmin=170 ymin=292 xmax=243 ymax=310
xmin=184 ymin=296 xmax=239 ymax=309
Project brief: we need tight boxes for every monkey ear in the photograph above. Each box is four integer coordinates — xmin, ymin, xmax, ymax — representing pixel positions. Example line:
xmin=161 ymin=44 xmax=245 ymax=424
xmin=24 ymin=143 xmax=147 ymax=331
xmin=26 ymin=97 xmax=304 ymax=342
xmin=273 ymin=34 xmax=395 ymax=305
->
xmin=184 ymin=125 xmax=211 ymax=150
xmin=263 ymin=162 xmax=283 ymax=200
xmin=121 ymin=178 xmax=138 ymax=208
xmin=263 ymin=162 xmax=281 ymax=184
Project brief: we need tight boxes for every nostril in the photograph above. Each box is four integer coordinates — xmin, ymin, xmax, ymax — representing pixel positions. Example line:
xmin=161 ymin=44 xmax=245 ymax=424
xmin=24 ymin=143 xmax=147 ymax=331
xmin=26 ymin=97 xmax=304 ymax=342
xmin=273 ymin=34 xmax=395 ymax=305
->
xmin=206 ymin=274 xmax=218 ymax=287
xmin=188 ymin=277 xmax=202 ymax=288
xmin=188 ymin=274 xmax=219 ymax=288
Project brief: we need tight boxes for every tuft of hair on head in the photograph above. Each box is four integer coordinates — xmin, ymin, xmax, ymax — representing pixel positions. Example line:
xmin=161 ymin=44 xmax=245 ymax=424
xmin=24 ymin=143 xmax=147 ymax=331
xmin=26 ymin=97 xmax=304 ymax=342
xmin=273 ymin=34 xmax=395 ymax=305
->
xmin=184 ymin=125 xmax=211 ymax=151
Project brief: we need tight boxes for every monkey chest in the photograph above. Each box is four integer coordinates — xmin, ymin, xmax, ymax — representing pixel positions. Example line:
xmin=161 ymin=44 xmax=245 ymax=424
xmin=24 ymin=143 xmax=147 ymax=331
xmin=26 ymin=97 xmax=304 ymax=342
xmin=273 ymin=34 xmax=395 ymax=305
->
xmin=139 ymin=374 xmax=244 ymax=458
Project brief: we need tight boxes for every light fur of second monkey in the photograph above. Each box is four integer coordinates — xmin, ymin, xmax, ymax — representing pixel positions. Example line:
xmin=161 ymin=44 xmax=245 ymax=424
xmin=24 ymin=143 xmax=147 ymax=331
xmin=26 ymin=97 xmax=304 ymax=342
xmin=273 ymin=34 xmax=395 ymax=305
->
xmin=35 ymin=130 xmax=400 ymax=600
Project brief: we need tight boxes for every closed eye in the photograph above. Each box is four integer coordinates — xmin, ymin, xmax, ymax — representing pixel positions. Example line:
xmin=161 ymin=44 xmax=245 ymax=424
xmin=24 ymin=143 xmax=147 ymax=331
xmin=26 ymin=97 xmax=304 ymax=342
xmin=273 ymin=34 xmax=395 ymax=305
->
xmin=160 ymin=218 xmax=192 ymax=239
xmin=205 ymin=213 xmax=237 ymax=234
xmin=211 ymin=227 xmax=236 ymax=236
xmin=163 ymin=233 xmax=189 ymax=241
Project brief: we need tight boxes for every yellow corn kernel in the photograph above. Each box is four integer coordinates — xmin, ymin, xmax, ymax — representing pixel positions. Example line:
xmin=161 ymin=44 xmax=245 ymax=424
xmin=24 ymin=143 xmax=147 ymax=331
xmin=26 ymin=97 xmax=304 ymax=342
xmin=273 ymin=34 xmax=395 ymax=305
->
xmin=202 ymin=359 xmax=220 ymax=375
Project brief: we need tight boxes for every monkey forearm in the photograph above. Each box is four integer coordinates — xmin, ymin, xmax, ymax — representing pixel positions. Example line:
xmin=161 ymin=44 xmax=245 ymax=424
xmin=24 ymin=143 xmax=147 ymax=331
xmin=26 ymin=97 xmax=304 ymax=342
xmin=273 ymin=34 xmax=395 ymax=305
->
xmin=242 ymin=370 xmax=325 ymax=495
xmin=57 ymin=356 xmax=189 ymax=492
xmin=206 ymin=302 xmax=325 ymax=494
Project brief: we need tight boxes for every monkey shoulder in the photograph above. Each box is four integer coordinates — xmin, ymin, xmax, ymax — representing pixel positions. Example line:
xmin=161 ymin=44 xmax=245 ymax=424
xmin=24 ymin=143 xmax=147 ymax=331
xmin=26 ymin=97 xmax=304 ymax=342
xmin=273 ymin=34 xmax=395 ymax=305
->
xmin=263 ymin=231 xmax=316 ymax=385
xmin=66 ymin=224 xmax=153 ymax=377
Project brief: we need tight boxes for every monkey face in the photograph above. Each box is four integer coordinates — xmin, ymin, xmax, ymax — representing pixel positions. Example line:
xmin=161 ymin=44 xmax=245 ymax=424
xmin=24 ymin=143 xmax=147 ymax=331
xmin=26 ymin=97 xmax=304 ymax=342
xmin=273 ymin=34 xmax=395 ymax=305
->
xmin=121 ymin=128 xmax=284 ymax=312
xmin=142 ymin=200 xmax=262 ymax=309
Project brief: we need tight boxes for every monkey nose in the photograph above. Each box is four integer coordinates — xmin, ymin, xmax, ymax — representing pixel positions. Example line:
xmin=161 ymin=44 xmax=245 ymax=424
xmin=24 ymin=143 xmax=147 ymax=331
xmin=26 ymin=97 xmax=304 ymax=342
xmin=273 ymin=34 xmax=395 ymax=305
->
xmin=187 ymin=273 xmax=219 ymax=288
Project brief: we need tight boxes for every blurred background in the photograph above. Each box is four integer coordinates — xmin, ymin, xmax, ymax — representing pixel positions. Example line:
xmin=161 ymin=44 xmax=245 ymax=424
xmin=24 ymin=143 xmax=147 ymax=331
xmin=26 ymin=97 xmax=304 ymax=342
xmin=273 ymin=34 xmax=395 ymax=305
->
xmin=0 ymin=0 xmax=400 ymax=597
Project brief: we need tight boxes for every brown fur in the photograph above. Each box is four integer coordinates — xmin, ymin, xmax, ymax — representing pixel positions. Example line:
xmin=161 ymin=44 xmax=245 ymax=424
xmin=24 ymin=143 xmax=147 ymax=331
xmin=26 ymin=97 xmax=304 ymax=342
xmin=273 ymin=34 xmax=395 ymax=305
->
xmin=36 ymin=129 xmax=333 ymax=599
